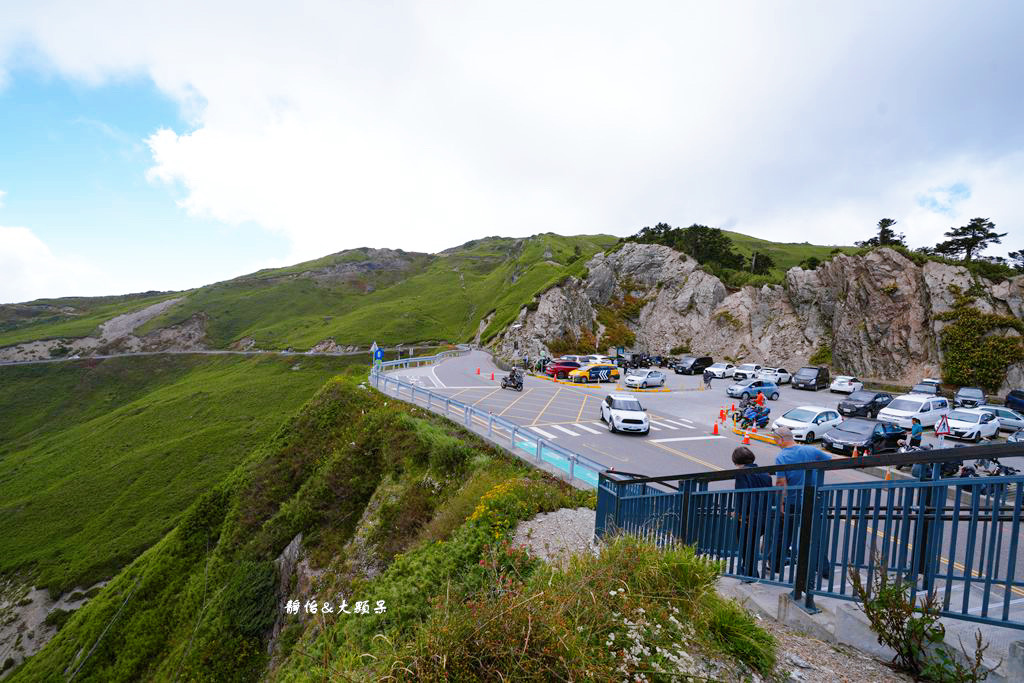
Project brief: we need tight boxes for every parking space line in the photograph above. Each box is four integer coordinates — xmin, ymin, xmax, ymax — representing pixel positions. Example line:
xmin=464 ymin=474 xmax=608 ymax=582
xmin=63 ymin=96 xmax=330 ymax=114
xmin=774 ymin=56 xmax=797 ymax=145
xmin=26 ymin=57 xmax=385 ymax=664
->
xmin=497 ymin=388 xmax=535 ymax=417
xmin=550 ymin=424 xmax=580 ymax=437
xmin=530 ymin=386 xmax=565 ymax=425
xmin=575 ymin=393 xmax=591 ymax=423
xmin=471 ymin=387 xmax=503 ymax=406
xmin=649 ymin=420 xmax=676 ymax=430
xmin=529 ymin=426 xmax=558 ymax=440
xmin=575 ymin=423 xmax=601 ymax=434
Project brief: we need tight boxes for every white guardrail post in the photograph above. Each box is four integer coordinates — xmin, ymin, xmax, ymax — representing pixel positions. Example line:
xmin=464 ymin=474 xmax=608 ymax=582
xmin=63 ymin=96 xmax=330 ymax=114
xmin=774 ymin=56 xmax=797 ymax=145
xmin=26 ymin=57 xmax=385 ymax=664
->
xmin=369 ymin=345 xmax=603 ymax=488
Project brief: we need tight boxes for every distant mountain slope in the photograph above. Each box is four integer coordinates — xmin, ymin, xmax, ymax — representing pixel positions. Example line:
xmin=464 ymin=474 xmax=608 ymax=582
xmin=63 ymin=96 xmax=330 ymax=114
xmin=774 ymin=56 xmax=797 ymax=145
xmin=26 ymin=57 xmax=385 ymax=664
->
xmin=722 ymin=229 xmax=857 ymax=272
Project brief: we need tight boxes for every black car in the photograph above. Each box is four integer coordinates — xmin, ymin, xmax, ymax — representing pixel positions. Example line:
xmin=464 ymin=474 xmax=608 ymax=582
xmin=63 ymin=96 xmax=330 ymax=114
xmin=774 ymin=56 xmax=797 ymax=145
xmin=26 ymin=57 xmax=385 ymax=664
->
xmin=674 ymin=355 xmax=714 ymax=375
xmin=1006 ymin=389 xmax=1024 ymax=412
xmin=792 ymin=366 xmax=830 ymax=391
xmin=822 ymin=418 xmax=906 ymax=456
xmin=837 ymin=390 xmax=894 ymax=418
xmin=953 ymin=387 xmax=985 ymax=408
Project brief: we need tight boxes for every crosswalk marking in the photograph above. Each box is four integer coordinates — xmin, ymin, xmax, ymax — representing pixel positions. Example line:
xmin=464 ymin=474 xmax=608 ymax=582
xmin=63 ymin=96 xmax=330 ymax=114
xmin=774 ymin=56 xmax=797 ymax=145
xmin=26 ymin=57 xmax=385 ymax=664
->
xmin=648 ymin=424 xmax=661 ymax=431
xmin=551 ymin=424 xmax=580 ymax=437
xmin=530 ymin=427 xmax=558 ymax=439
xmin=649 ymin=420 xmax=676 ymax=430
xmin=661 ymin=418 xmax=693 ymax=427
xmin=575 ymin=423 xmax=601 ymax=434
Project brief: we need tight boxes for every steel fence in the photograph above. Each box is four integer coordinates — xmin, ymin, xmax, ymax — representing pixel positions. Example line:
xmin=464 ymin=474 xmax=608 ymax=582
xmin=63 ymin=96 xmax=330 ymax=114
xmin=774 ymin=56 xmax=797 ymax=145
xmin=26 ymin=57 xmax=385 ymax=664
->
xmin=369 ymin=347 xmax=606 ymax=489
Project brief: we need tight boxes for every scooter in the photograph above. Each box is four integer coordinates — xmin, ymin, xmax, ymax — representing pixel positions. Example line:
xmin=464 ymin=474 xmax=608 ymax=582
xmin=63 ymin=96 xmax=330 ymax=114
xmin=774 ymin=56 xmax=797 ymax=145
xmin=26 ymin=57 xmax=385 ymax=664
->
xmin=500 ymin=371 xmax=524 ymax=392
xmin=738 ymin=405 xmax=770 ymax=430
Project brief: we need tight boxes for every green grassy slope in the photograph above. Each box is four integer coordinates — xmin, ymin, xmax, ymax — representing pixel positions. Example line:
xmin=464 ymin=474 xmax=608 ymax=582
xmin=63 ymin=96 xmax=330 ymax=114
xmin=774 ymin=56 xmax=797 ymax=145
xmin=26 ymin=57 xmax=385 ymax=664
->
xmin=0 ymin=291 xmax=180 ymax=347
xmin=0 ymin=353 xmax=363 ymax=595
xmin=137 ymin=233 xmax=616 ymax=349
xmin=723 ymin=229 xmax=857 ymax=272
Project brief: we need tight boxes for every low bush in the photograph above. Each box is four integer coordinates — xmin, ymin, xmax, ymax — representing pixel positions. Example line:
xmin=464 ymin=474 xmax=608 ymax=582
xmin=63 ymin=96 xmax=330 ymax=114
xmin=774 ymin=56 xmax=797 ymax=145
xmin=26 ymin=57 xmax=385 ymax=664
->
xmin=809 ymin=342 xmax=832 ymax=366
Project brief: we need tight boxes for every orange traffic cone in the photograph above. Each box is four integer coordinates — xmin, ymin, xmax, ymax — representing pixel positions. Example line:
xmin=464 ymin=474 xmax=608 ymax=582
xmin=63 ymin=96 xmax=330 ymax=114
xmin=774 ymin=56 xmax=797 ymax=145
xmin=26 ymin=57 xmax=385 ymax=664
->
xmin=885 ymin=468 xmax=893 ymax=481
xmin=751 ymin=426 xmax=758 ymax=433
xmin=741 ymin=431 xmax=751 ymax=445
xmin=731 ymin=403 xmax=736 ymax=412
xmin=719 ymin=408 xmax=726 ymax=422
xmin=712 ymin=422 xmax=719 ymax=435
xmin=852 ymin=446 xmax=860 ymax=458
xmin=476 ymin=367 xmax=480 ymax=375
xmin=490 ymin=372 xmax=494 ymax=380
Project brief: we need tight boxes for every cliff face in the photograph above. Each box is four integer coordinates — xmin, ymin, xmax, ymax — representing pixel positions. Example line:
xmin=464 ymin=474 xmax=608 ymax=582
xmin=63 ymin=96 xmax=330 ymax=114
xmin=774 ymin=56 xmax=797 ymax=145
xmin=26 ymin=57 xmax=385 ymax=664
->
xmin=493 ymin=244 xmax=1024 ymax=392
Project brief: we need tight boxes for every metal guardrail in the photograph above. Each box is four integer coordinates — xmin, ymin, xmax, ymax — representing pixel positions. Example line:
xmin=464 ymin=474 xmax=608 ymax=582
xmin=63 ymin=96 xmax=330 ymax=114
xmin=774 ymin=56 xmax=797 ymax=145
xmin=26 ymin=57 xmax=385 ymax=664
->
xmin=597 ymin=444 xmax=1024 ymax=630
xmin=369 ymin=347 xmax=606 ymax=489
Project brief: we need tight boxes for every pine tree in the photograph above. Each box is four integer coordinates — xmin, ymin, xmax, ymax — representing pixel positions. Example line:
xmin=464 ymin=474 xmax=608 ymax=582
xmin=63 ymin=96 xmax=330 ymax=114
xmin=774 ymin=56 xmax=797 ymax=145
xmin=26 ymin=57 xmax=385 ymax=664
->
xmin=933 ymin=217 xmax=1007 ymax=262
xmin=856 ymin=218 xmax=906 ymax=248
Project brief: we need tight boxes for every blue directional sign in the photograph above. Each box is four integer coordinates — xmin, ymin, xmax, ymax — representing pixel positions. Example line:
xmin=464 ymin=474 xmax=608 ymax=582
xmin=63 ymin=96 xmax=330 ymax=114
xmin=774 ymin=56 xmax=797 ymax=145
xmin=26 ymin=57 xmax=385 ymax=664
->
xmin=374 ymin=348 xmax=383 ymax=361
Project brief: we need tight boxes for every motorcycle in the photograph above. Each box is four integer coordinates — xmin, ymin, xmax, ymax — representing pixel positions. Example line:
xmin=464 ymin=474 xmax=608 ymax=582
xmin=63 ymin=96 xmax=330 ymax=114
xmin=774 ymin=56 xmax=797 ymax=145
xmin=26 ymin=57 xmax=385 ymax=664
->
xmin=729 ymin=397 xmax=757 ymax=423
xmin=500 ymin=371 xmax=524 ymax=392
xmin=738 ymin=405 xmax=770 ymax=430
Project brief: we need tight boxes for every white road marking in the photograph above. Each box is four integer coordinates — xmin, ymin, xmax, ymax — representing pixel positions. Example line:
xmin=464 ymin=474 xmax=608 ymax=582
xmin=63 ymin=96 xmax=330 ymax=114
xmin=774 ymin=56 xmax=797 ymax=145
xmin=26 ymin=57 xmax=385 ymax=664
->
xmin=429 ymin=364 xmax=447 ymax=388
xmin=651 ymin=436 xmax=726 ymax=443
xmin=550 ymin=424 xmax=580 ymax=437
xmin=591 ymin=422 xmax=606 ymax=429
xmin=648 ymin=425 xmax=661 ymax=431
xmin=661 ymin=418 xmax=693 ymax=426
xmin=649 ymin=420 xmax=676 ymax=430
xmin=574 ymin=423 xmax=601 ymax=434
xmin=529 ymin=426 xmax=558 ymax=439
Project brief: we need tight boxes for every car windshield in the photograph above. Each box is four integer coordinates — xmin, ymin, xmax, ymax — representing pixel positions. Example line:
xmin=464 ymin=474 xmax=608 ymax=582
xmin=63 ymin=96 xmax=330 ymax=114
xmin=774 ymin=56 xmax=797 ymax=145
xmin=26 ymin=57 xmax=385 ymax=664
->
xmin=738 ymin=364 xmax=758 ymax=370
xmin=794 ymin=368 xmax=817 ymax=379
xmin=783 ymin=408 xmax=818 ymax=422
xmin=612 ymin=399 xmax=643 ymax=411
xmin=835 ymin=376 xmax=853 ymax=382
xmin=735 ymin=379 xmax=754 ymax=386
xmin=836 ymin=419 xmax=875 ymax=435
xmin=957 ymin=388 xmax=984 ymax=399
xmin=911 ymin=384 xmax=935 ymax=393
xmin=848 ymin=391 xmax=875 ymax=401
xmin=710 ymin=363 xmax=728 ymax=369
xmin=948 ymin=410 xmax=980 ymax=423
xmin=887 ymin=398 xmax=924 ymax=412
xmin=679 ymin=356 xmax=695 ymax=364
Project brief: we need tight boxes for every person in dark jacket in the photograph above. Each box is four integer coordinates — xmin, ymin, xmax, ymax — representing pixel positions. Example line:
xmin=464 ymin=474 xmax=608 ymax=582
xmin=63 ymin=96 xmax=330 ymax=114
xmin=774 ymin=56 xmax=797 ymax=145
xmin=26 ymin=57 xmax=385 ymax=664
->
xmin=732 ymin=446 xmax=772 ymax=579
xmin=702 ymin=368 xmax=713 ymax=389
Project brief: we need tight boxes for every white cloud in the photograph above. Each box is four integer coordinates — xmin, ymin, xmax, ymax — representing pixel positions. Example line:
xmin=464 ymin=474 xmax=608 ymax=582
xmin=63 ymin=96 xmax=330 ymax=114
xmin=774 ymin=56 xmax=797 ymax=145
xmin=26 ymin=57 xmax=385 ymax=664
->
xmin=0 ymin=225 xmax=111 ymax=304
xmin=1 ymin=0 xmax=1023 ymax=268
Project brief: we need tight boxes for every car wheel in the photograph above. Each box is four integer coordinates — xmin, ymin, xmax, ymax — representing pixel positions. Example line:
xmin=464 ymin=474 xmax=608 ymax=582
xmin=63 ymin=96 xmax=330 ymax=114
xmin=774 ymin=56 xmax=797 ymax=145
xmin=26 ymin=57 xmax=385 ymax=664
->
xmin=607 ymin=418 xmax=616 ymax=433
xmin=557 ymin=372 xmax=566 ymax=379
xmin=770 ymin=392 xmax=779 ymax=400
xmin=741 ymin=392 xmax=749 ymax=399
xmin=973 ymin=431 xmax=981 ymax=443
xmin=805 ymin=432 xmax=815 ymax=443
xmin=642 ymin=428 xmax=650 ymax=436
xmin=641 ymin=382 xmax=647 ymax=389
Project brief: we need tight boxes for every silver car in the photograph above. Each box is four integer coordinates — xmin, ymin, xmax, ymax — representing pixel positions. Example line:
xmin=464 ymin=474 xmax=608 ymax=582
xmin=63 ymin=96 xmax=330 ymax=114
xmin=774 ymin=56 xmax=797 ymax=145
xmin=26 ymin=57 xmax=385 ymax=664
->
xmin=979 ymin=405 xmax=1024 ymax=432
xmin=624 ymin=369 xmax=666 ymax=388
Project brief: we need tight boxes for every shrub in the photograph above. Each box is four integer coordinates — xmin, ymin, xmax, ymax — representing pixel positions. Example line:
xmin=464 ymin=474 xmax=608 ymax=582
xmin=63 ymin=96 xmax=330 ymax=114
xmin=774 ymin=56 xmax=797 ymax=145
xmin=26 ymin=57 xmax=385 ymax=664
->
xmin=713 ymin=310 xmax=742 ymax=329
xmin=809 ymin=343 xmax=832 ymax=366
xmin=936 ymin=286 xmax=1024 ymax=392
xmin=43 ymin=607 xmax=73 ymax=631
xmin=670 ymin=342 xmax=691 ymax=355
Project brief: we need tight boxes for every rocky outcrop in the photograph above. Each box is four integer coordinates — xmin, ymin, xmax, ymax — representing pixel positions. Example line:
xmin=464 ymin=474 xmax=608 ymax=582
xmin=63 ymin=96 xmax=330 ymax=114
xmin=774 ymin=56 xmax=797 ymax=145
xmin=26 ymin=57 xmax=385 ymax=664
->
xmin=492 ymin=244 xmax=1024 ymax=392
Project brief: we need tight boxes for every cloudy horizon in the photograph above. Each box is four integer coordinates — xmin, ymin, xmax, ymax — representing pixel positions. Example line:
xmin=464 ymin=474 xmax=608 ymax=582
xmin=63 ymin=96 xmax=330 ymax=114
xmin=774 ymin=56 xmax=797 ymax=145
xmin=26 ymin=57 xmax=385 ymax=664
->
xmin=2 ymin=1 xmax=1023 ymax=303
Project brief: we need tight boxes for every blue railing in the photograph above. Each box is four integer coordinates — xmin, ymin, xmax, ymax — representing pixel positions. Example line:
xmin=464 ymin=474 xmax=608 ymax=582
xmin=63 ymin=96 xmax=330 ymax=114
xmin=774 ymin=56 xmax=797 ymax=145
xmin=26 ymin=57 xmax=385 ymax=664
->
xmin=370 ymin=347 xmax=606 ymax=489
xmin=597 ymin=444 xmax=1024 ymax=630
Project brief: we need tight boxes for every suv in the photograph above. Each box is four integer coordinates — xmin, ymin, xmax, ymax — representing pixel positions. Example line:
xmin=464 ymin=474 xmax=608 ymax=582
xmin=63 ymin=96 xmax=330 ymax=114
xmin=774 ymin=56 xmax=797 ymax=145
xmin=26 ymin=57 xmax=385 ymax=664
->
xmin=545 ymin=359 xmax=581 ymax=379
xmin=1005 ymin=389 xmax=1024 ymax=412
xmin=954 ymin=387 xmax=985 ymax=408
xmin=600 ymin=393 xmax=650 ymax=434
xmin=732 ymin=363 xmax=763 ymax=381
xmin=792 ymin=366 xmax=830 ymax=391
xmin=674 ymin=356 xmax=713 ymax=375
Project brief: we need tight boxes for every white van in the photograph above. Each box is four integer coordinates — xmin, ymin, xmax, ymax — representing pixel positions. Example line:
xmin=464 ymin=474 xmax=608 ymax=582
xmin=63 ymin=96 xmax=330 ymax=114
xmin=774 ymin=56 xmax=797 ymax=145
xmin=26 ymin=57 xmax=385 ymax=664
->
xmin=877 ymin=393 xmax=950 ymax=428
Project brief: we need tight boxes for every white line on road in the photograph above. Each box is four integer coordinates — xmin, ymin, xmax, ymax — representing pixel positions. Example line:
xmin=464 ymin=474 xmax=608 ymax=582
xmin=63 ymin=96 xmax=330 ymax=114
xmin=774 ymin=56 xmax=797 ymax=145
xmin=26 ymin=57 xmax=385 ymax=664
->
xmin=550 ymin=424 xmax=581 ymax=437
xmin=661 ymin=418 xmax=694 ymax=428
xmin=574 ymin=423 xmax=601 ymax=434
xmin=651 ymin=436 xmax=727 ymax=443
xmin=429 ymin=364 xmax=446 ymax=388
xmin=649 ymin=420 xmax=676 ymax=430
xmin=648 ymin=425 xmax=661 ymax=431
xmin=529 ymin=426 xmax=558 ymax=439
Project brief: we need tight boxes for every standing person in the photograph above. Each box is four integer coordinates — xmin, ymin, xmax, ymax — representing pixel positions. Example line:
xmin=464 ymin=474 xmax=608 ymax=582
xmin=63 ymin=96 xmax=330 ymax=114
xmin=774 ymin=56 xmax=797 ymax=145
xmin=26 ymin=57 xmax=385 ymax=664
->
xmin=732 ymin=446 xmax=772 ymax=579
xmin=756 ymin=390 xmax=765 ymax=407
xmin=909 ymin=417 xmax=923 ymax=448
xmin=770 ymin=426 xmax=830 ymax=574
xmin=702 ymin=368 xmax=713 ymax=390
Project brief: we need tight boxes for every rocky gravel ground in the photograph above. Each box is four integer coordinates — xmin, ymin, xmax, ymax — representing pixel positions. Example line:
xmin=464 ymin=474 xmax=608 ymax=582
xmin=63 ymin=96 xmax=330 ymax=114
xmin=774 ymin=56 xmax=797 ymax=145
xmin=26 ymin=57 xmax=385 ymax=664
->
xmin=512 ymin=507 xmax=910 ymax=682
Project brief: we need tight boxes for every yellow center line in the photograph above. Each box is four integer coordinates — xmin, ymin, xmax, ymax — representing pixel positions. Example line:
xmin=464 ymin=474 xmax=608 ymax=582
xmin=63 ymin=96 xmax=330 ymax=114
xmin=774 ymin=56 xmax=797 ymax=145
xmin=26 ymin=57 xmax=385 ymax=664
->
xmin=647 ymin=441 xmax=723 ymax=472
xmin=530 ymin=385 xmax=565 ymax=426
xmin=497 ymin=388 xmax=535 ymax=417
xmin=578 ymin=441 xmax=630 ymax=463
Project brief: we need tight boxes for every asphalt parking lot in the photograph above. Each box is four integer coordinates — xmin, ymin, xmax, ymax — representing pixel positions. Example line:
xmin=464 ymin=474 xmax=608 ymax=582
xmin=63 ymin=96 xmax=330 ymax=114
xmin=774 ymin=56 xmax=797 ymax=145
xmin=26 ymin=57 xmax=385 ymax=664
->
xmin=388 ymin=350 xmax=1023 ymax=487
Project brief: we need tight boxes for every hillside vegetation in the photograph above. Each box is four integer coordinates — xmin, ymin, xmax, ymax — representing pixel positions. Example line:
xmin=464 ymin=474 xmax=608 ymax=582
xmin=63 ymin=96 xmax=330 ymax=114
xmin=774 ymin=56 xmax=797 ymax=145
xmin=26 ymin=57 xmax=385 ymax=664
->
xmin=9 ymin=374 xmax=775 ymax=681
xmin=0 ymin=353 xmax=362 ymax=596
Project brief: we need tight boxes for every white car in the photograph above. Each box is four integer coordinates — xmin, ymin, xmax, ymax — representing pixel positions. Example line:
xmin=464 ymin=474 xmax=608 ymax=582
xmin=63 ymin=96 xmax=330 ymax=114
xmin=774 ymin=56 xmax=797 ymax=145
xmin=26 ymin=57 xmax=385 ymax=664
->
xmin=979 ymin=405 xmax=1024 ymax=432
xmin=830 ymin=376 xmax=863 ymax=394
xmin=600 ymin=393 xmax=650 ymax=434
xmin=771 ymin=406 xmax=843 ymax=443
xmin=757 ymin=367 xmax=792 ymax=384
xmin=946 ymin=408 xmax=1000 ymax=442
xmin=624 ymin=369 xmax=666 ymax=389
xmin=877 ymin=394 xmax=950 ymax=428
xmin=706 ymin=362 xmax=736 ymax=378
xmin=732 ymin=363 xmax=763 ymax=380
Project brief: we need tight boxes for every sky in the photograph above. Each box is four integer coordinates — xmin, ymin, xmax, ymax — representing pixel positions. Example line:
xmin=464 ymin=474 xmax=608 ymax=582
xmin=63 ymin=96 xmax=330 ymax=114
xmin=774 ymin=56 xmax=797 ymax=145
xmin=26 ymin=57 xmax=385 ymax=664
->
xmin=1 ymin=1 xmax=1023 ymax=303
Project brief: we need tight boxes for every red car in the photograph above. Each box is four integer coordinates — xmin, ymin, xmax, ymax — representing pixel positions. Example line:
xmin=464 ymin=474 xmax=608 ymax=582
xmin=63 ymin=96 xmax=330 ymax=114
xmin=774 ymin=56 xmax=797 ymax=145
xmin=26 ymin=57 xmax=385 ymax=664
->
xmin=545 ymin=359 xmax=581 ymax=379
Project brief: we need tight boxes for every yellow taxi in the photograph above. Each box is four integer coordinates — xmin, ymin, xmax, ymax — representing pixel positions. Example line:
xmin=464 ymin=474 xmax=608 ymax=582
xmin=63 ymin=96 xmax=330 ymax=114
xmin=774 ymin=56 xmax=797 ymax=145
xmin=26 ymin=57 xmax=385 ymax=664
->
xmin=567 ymin=363 xmax=621 ymax=383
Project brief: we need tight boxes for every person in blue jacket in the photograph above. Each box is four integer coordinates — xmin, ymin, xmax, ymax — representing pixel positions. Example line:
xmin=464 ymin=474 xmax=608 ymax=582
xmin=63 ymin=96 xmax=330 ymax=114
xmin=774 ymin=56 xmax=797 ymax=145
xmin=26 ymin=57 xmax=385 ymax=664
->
xmin=732 ymin=446 xmax=772 ymax=579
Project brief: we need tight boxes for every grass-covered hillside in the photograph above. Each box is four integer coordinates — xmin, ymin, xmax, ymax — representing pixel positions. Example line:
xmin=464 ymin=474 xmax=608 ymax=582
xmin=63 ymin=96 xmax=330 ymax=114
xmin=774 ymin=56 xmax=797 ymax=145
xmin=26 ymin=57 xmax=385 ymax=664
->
xmin=10 ymin=374 xmax=775 ymax=682
xmin=0 ymin=353 xmax=363 ymax=596
xmin=722 ymin=230 xmax=857 ymax=272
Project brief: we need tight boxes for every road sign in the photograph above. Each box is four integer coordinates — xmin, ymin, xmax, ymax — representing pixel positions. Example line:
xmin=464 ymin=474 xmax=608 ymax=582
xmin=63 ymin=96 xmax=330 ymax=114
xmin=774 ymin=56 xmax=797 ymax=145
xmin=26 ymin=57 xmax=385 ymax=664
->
xmin=934 ymin=415 xmax=950 ymax=436
xmin=369 ymin=341 xmax=379 ymax=354
xmin=617 ymin=346 xmax=624 ymax=356
xmin=374 ymin=348 xmax=383 ymax=361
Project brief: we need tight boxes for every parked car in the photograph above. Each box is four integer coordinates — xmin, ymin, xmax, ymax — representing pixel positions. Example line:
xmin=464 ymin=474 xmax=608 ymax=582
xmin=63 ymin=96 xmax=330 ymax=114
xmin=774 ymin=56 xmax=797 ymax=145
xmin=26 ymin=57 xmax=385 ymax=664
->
xmin=877 ymin=394 xmax=950 ymax=428
xmin=953 ymin=387 xmax=986 ymax=408
xmin=771 ymin=406 xmax=843 ymax=443
xmin=837 ymin=390 xmax=894 ymax=418
xmin=792 ymin=366 xmax=830 ymax=391
xmin=1009 ymin=428 xmax=1024 ymax=444
xmin=979 ymin=405 xmax=1024 ymax=432
xmin=946 ymin=408 xmax=1000 ymax=442
xmin=757 ymin=367 xmax=792 ymax=384
xmin=599 ymin=393 xmax=649 ymax=434
xmin=920 ymin=378 xmax=942 ymax=387
xmin=1005 ymin=389 xmax=1024 ymax=412
xmin=624 ymin=369 xmax=667 ymax=389
xmin=732 ymin=363 xmax=763 ymax=381
xmin=829 ymin=376 xmax=863 ymax=394
xmin=909 ymin=383 xmax=939 ymax=396
xmin=726 ymin=379 xmax=780 ymax=400
xmin=674 ymin=356 xmax=714 ymax=375
xmin=545 ymin=359 xmax=582 ymax=379
xmin=822 ymin=418 xmax=906 ymax=456
xmin=706 ymin=362 xmax=736 ymax=378
xmin=567 ymin=363 xmax=620 ymax=383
